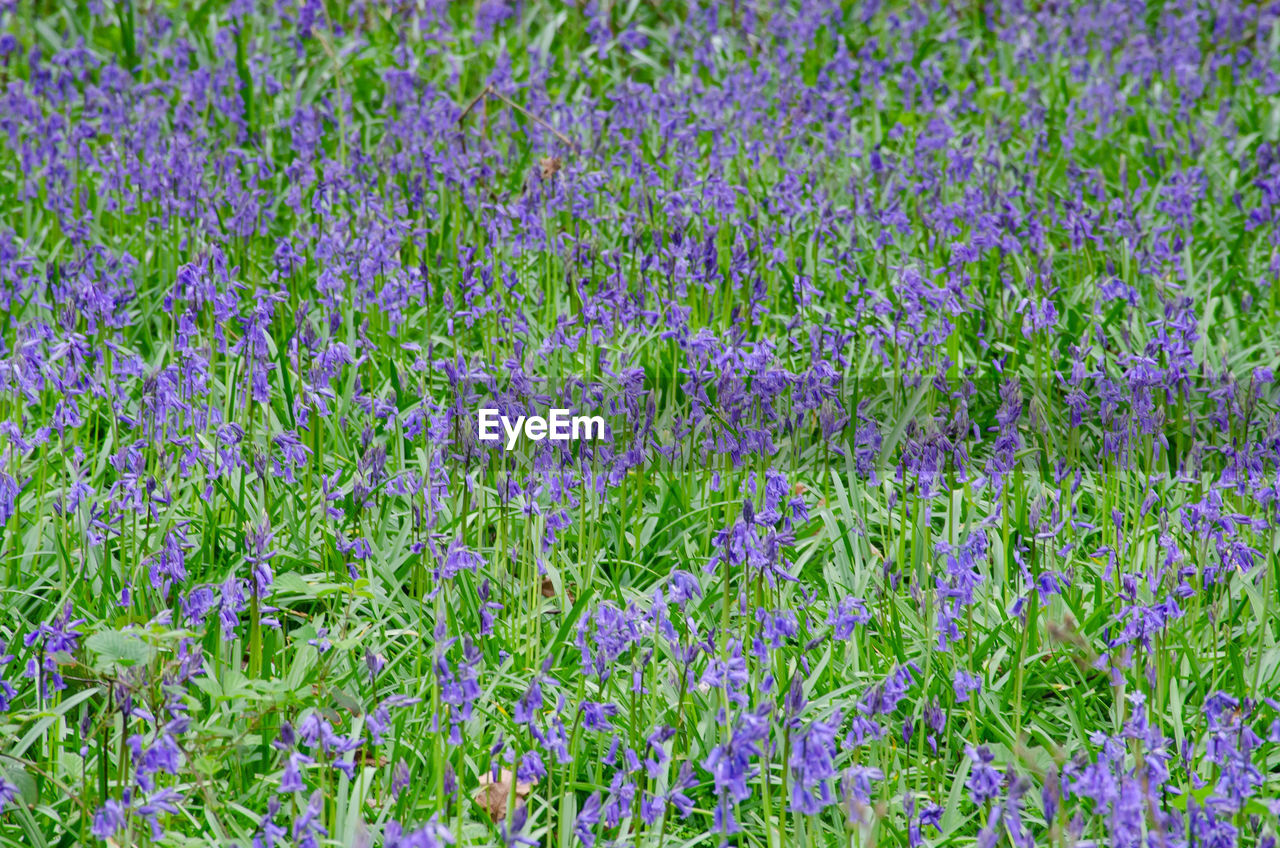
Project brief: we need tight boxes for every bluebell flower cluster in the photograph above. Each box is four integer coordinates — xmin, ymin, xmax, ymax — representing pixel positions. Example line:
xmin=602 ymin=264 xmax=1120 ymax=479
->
xmin=0 ymin=0 xmax=1279 ymax=846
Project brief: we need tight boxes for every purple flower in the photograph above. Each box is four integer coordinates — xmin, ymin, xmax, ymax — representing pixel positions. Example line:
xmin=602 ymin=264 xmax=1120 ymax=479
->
xmin=366 ymin=649 xmax=386 ymax=682
xmin=667 ymin=570 xmax=702 ymax=605
xmin=574 ymin=791 xmax=601 ymax=847
xmin=934 ymin=531 xmax=986 ymax=651
xmin=828 ymin=596 xmax=871 ymax=639
xmin=840 ymin=764 xmax=884 ymax=811
xmin=1042 ymin=766 xmax=1061 ymax=821
xmin=279 ymin=751 xmax=312 ymax=793
xmin=906 ymin=795 xmax=944 ymax=847
xmin=953 ymin=669 xmax=982 ymax=703
xmin=669 ymin=762 xmax=698 ymax=818
xmin=254 ymin=797 xmax=287 ymax=848
xmin=92 ymin=799 xmax=128 ymax=840
xmin=702 ymin=704 xmax=771 ymax=835
xmin=244 ymin=514 xmax=277 ymax=596
xmin=441 ymin=540 xmax=484 ymax=581
xmin=291 ymin=789 xmax=327 ymax=848
xmin=385 ymin=815 xmax=454 ymax=848
xmin=857 ymin=664 xmax=918 ymax=715
xmin=21 ymin=603 xmax=84 ymax=699
xmin=965 ymin=746 xmax=1002 ymax=805
xmin=579 ymin=700 xmax=619 ymax=731
xmin=136 ymin=787 xmax=183 ymax=829
xmin=788 ymin=710 xmax=842 ymax=814
xmin=391 ymin=760 xmax=411 ymax=799
xmin=0 ymin=775 xmax=18 ymax=813
xmin=218 ymin=576 xmax=247 ymax=641
xmin=500 ymin=804 xmax=538 ymax=848
xmin=0 ymin=640 xmax=16 ymax=712
xmin=514 ymin=678 xmax=544 ymax=725
xmin=307 ymin=628 xmax=331 ymax=653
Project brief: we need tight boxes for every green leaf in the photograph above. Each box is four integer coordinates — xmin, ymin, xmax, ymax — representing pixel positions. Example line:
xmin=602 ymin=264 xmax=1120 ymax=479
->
xmin=85 ymin=629 xmax=155 ymax=671
xmin=1 ymin=765 xmax=36 ymax=806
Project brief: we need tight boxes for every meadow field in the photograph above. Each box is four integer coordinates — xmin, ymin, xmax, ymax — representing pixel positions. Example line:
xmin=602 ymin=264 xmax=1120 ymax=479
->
xmin=1 ymin=0 xmax=1280 ymax=845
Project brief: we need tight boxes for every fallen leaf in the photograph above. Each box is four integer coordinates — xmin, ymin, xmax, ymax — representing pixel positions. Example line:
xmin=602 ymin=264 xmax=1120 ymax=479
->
xmin=538 ymin=156 xmax=562 ymax=180
xmin=540 ymin=578 xmax=575 ymax=605
xmin=473 ymin=768 xmax=534 ymax=822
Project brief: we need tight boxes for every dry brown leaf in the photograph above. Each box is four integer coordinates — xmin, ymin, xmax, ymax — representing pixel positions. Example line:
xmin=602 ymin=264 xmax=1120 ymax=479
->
xmin=538 ymin=156 xmax=563 ymax=180
xmin=473 ymin=768 xmax=534 ymax=822
xmin=540 ymin=578 xmax=576 ymax=605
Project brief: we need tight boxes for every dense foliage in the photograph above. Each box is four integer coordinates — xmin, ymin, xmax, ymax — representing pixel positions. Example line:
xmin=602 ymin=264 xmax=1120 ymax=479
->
xmin=2 ymin=0 xmax=1280 ymax=846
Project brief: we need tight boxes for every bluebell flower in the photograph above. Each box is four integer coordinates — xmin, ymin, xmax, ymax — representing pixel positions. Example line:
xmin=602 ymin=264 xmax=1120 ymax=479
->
xmin=0 ymin=640 xmax=16 ymax=711
xmin=953 ymin=668 xmax=982 ymax=703
xmin=252 ymin=797 xmax=286 ymax=848
xmin=573 ymin=791 xmax=601 ymax=847
xmin=291 ymin=789 xmax=327 ymax=848
xmin=21 ymin=603 xmax=84 ymax=698
xmin=701 ymin=703 xmax=771 ymax=835
xmin=243 ymin=514 xmax=277 ymax=596
xmin=788 ymin=710 xmax=841 ymax=814
xmin=514 ymin=678 xmax=543 ymax=724
xmin=579 ymin=700 xmax=619 ymax=731
xmin=827 ymin=596 xmax=870 ymax=639
xmin=307 ymin=627 xmax=331 ymax=653
xmin=91 ymin=798 xmax=128 ymax=840
xmin=279 ymin=751 xmax=312 ymax=793
xmin=385 ymin=815 xmax=454 ymax=848
xmin=857 ymin=664 xmax=918 ymax=715
xmin=500 ymin=803 xmax=539 ymax=848
xmin=387 ymin=759 xmax=410 ymax=800
xmin=965 ymin=745 xmax=1002 ymax=805
xmin=0 ymin=775 xmax=18 ymax=813
xmin=667 ymin=569 xmax=702 ymax=605
xmin=840 ymin=764 xmax=884 ymax=810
